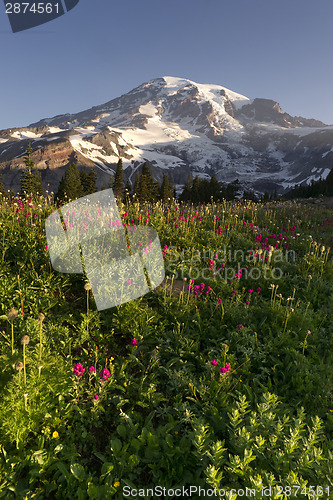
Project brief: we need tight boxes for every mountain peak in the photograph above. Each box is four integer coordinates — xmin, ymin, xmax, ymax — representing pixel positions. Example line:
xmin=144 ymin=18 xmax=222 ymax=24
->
xmin=0 ymin=76 xmax=332 ymax=197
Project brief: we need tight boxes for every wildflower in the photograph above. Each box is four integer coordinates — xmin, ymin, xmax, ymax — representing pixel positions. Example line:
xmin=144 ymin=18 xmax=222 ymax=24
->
xmin=114 ymin=482 xmax=120 ymax=488
xmin=211 ymin=360 xmax=218 ymax=366
xmin=225 ymin=364 xmax=231 ymax=371
xmin=45 ymin=245 xmax=49 ymax=250
xmin=15 ymin=361 xmax=23 ymax=371
xmin=248 ymin=289 xmax=253 ymax=294
xmin=237 ymin=324 xmax=243 ymax=329
xmin=94 ymin=394 xmax=99 ymax=400
xmin=84 ymin=282 xmax=92 ymax=291
xmin=232 ymin=290 xmax=237 ymax=295
xmin=38 ymin=312 xmax=45 ymax=323
xmin=217 ymin=298 xmax=222 ymax=304
xmin=52 ymin=431 xmax=59 ymax=439
xmin=220 ymin=366 xmax=227 ymax=374
xmin=21 ymin=335 xmax=30 ymax=345
xmin=89 ymin=366 xmax=95 ymax=372
xmin=246 ymin=301 xmax=250 ymax=305
xmin=131 ymin=338 xmax=137 ymax=346
xmin=100 ymin=368 xmax=110 ymax=380
xmin=73 ymin=363 xmax=85 ymax=377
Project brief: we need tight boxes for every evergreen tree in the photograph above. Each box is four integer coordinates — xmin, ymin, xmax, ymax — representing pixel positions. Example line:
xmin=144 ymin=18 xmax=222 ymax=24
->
xmin=209 ymin=175 xmax=221 ymax=201
xmin=20 ymin=143 xmax=43 ymax=199
xmin=0 ymin=173 xmax=5 ymax=195
xmin=86 ymin=168 xmax=97 ymax=195
xmin=108 ymin=174 xmax=114 ymax=189
xmin=139 ymin=163 xmax=159 ymax=202
xmin=113 ymin=158 xmax=124 ymax=200
xmin=191 ymin=176 xmax=201 ymax=203
xmin=159 ymin=174 xmax=173 ymax=203
xmin=80 ymin=168 xmax=97 ymax=195
xmin=79 ymin=170 xmax=88 ymax=193
xmin=133 ymin=170 xmax=140 ymax=200
xmin=55 ymin=162 xmax=83 ymax=204
xmin=180 ymin=175 xmax=193 ymax=202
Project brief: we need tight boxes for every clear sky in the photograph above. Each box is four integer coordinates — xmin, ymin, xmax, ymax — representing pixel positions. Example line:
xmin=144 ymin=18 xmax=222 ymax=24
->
xmin=1 ymin=0 xmax=333 ymax=130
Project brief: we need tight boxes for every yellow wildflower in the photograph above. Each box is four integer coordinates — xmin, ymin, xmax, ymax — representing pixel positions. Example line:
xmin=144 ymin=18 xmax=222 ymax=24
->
xmin=52 ymin=431 xmax=59 ymax=439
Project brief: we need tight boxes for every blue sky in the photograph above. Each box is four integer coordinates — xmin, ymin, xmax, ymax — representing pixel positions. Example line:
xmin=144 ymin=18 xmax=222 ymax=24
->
xmin=1 ymin=0 xmax=333 ymax=130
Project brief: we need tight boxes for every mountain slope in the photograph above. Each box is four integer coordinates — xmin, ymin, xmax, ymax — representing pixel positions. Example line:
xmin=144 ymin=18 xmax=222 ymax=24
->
xmin=1 ymin=76 xmax=333 ymax=195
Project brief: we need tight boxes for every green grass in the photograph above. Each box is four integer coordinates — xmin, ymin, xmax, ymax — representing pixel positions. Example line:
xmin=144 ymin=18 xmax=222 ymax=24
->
xmin=0 ymin=194 xmax=332 ymax=499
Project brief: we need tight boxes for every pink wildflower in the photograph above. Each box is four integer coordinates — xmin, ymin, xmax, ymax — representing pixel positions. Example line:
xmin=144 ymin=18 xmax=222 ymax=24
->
xmin=73 ymin=363 xmax=85 ymax=377
xmin=131 ymin=338 xmax=137 ymax=346
xmin=211 ymin=360 xmax=218 ymax=366
xmin=100 ymin=368 xmax=110 ymax=380
xmin=89 ymin=366 xmax=95 ymax=372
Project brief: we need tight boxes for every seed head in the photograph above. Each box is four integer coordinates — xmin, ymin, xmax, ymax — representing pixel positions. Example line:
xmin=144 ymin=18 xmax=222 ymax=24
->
xmin=84 ymin=283 xmax=92 ymax=291
xmin=7 ymin=308 xmax=18 ymax=321
xmin=21 ymin=335 xmax=30 ymax=345
xmin=15 ymin=361 xmax=23 ymax=371
xmin=38 ymin=313 xmax=45 ymax=323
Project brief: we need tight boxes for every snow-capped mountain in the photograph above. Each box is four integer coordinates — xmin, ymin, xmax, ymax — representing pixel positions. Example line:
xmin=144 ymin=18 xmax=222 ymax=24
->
xmin=1 ymin=76 xmax=333 ymax=195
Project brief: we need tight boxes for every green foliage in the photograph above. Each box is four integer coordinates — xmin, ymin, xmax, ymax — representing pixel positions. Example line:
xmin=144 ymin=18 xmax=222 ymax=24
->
xmin=0 ymin=196 xmax=332 ymax=497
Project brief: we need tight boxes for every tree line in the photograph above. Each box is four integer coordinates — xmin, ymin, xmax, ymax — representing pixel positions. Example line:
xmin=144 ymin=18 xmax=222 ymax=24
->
xmin=1 ymin=143 xmax=332 ymax=204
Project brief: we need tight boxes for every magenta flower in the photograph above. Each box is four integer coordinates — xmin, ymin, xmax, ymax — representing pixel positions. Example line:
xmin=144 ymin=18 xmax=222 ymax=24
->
xmin=127 ymin=279 xmax=132 ymax=285
xmin=220 ymin=364 xmax=231 ymax=375
xmin=237 ymin=324 xmax=243 ymax=329
xmin=131 ymin=338 xmax=138 ymax=346
xmin=89 ymin=366 xmax=95 ymax=372
xmin=217 ymin=298 xmax=222 ymax=304
xmin=73 ymin=363 xmax=85 ymax=377
xmin=94 ymin=394 xmax=99 ymax=400
xmin=248 ymin=289 xmax=253 ymax=294
xmin=100 ymin=368 xmax=110 ymax=380
xmin=232 ymin=290 xmax=237 ymax=295
xmin=211 ymin=360 xmax=218 ymax=366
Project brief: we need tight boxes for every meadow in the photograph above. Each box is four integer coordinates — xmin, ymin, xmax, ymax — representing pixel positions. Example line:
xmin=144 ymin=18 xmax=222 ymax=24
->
xmin=0 ymin=194 xmax=332 ymax=499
